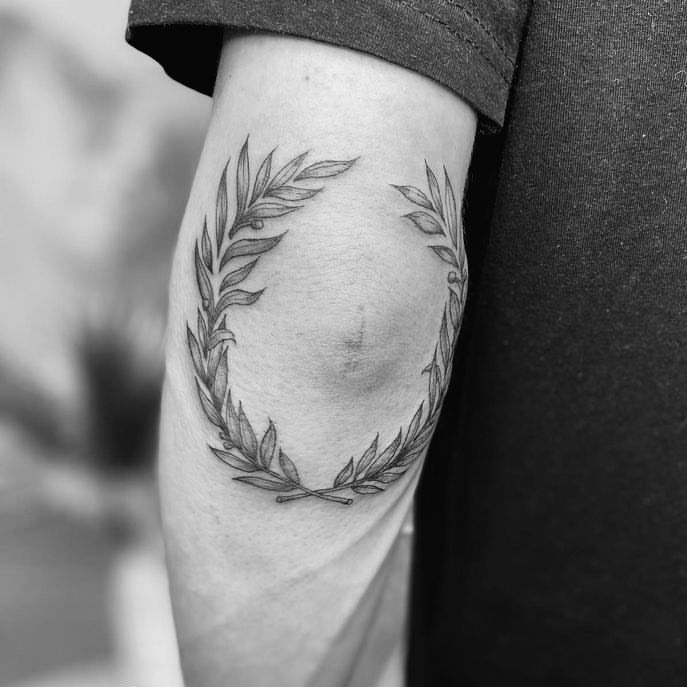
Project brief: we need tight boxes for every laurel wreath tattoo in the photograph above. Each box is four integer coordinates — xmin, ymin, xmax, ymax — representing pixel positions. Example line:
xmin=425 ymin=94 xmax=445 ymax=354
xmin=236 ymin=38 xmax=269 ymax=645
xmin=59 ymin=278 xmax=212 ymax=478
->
xmin=186 ymin=138 xmax=467 ymax=505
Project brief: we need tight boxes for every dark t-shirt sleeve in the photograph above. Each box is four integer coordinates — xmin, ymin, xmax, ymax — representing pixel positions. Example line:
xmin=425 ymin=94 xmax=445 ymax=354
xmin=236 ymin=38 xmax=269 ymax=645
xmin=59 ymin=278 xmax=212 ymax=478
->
xmin=126 ymin=1 xmax=529 ymax=129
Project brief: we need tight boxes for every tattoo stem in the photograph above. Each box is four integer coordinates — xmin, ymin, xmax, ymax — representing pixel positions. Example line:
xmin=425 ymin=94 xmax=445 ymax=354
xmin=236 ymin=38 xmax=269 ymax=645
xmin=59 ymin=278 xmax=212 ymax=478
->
xmin=276 ymin=482 xmax=363 ymax=504
xmin=262 ymin=472 xmax=353 ymax=505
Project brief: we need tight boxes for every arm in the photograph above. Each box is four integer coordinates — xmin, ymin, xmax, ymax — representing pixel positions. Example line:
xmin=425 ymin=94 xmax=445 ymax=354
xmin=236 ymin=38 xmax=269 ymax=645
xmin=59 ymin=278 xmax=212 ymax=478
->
xmin=161 ymin=33 xmax=476 ymax=687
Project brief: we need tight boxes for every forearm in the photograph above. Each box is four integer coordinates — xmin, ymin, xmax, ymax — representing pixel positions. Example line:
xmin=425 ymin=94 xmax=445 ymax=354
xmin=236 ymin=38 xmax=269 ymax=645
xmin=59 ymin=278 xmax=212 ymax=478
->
xmin=160 ymin=33 xmax=475 ymax=687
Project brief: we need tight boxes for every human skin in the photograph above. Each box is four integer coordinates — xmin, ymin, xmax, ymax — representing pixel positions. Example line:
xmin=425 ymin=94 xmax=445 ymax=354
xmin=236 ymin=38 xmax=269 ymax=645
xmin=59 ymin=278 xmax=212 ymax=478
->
xmin=160 ymin=32 xmax=476 ymax=687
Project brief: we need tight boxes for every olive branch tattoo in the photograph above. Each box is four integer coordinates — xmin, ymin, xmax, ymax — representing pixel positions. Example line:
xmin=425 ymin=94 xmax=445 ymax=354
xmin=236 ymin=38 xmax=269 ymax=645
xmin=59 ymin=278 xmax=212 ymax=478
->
xmin=187 ymin=140 xmax=467 ymax=505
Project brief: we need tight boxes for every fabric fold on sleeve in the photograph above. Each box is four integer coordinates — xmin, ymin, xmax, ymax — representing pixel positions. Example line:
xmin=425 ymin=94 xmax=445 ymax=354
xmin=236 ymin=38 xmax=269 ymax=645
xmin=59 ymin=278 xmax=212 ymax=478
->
xmin=126 ymin=0 xmax=530 ymax=128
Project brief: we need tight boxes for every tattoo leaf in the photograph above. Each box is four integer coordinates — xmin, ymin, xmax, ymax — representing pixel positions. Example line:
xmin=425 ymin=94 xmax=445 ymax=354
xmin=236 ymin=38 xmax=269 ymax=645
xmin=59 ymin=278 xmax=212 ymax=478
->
xmin=267 ymin=152 xmax=309 ymax=192
xmin=439 ymin=313 xmax=450 ymax=369
xmin=225 ymin=391 xmax=242 ymax=445
xmin=407 ymin=401 xmax=424 ymax=441
xmin=265 ymin=186 xmax=321 ymax=202
xmin=259 ymin=420 xmax=278 ymax=470
xmin=208 ymin=328 xmax=236 ymax=349
xmin=411 ymin=422 xmax=435 ymax=452
xmin=219 ymin=234 xmax=285 ymax=269
xmin=294 ymin=159 xmax=357 ymax=180
xmin=355 ymin=434 xmax=379 ymax=478
xmin=428 ymin=362 xmax=442 ymax=411
xmin=333 ymin=458 xmax=355 ymax=488
xmin=207 ymin=344 xmax=222 ymax=379
xmin=197 ymin=310 xmax=208 ymax=350
xmin=393 ymin=448 xmax=423 ymax=468
xmin=238 ymin=403 xmax=258 ymax=458
xmin=425 ymin=162 xmax=443 ymax=220
xmin=187 ymin=326 xmax=204 ymax=379
xmin=194 ymin=245 xmax=213 ymax=308
xmin=220 ymin=259 xmax=259 ymax=291
xmin=216 ymin=161 xmax=229 ymax=247
xmin=444 ymin=168 xmax=458 ymax=250
xmin=449 ymin=289 xmax=461 ymax=330
xmin=211 ymin=447 xmax=257 ymax=472
xmin=196 ymin=380 xmax=222 ymax=426
xmin=352 ymin=485 xmax=384 ymax=495
xmin=236 ymin=138 xmax=250 ymax=217
xmin=234 ymin=475 xmax=294 ymax=492
xmin=368 ymin=429 xmax=403 ymax=475
xmin=246 ymin=203 xmax=301 ymax=220
xmin=216 ymin=289 xmax=265 ymax=313
xmin=374 ymin=470 xmax=406 ymax=484
xmin=201 ymin=220 xmax=212 ymax=268
xmin=404 ymin=211 xmax=444 ymax=236
xmin=392 ymin=185 xmax=433 ymax=210
xmin=429 ymin=245 xmax=460 ymax=269
xmin=251 ymin=149 xmax=274 ymax=204
xmin=279 ymin=450 xmax=301 ymax=484
xmin=212 ymin=349 xmax=229 ymax=403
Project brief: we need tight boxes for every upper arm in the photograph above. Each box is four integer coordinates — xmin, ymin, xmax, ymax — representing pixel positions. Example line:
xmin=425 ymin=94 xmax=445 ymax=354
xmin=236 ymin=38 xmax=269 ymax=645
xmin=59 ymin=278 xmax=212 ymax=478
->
xmin=161 ymin=32 xmax=476 ymax=686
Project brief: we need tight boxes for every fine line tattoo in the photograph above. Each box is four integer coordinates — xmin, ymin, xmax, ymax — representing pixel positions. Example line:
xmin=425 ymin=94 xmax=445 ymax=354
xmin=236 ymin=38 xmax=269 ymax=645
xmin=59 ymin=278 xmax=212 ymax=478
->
xmin=186 ymin=139 xmax=467 ymax=505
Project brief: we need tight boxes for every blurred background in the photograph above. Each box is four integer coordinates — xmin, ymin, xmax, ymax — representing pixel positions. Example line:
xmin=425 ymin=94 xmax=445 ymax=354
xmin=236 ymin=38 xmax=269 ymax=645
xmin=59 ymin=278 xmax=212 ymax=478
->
xmin=0 ymin=1 xmax=210 ymax=684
